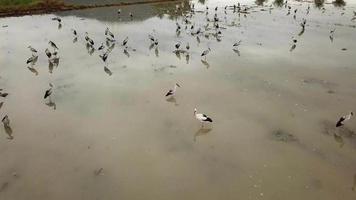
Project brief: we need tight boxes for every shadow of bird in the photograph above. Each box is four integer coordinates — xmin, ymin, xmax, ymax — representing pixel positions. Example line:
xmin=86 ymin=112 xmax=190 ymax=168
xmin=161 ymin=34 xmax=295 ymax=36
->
xmin=194 ymin=127 xmax=212 ymax=142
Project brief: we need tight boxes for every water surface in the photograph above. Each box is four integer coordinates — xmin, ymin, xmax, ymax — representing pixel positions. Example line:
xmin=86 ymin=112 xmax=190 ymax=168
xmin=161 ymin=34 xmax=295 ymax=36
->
xmin=1 ymin=0 xmax=356 ymax=199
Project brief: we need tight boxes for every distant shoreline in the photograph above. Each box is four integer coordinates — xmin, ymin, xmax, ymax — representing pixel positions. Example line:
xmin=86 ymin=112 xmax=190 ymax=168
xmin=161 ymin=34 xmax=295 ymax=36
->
xmin=0 ymin=0 xmax=181 ymax=18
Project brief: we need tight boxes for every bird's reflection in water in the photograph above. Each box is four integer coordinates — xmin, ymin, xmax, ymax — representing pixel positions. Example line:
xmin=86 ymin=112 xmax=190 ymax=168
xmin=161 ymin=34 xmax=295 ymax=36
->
xmin=48 ymin=60 xmax=54 ymax=73
xmin=73 ymin=37 xmax=78 ymax=43
xmin=196 ymin=36 xmax=201 ymax=44
xmin=149 ymin=43 xmax=155 ymax=50
xmin=174 ymin=50 xmax=181 ymax=59
xmin=27 ymin=66 xmax=39 ymax=76
xmin=123 ymin=49 xmax=130 ymax=58
xmin=333 ymin=133 xmax=344 ymax=148
xmin=166 ymin=96 xmax=178 ymax=106
xmin=104 ymin=66 xmax=113 ymax=76
xmin=201 ymin=59 xmax=210 ymax=68
xmin=185 ymin=53 xmax=190 ymax=64
xmin=4 ymin=124 xmax=13 ymax=140
xmin=233 ymin=48 xmax=240 ymax=56
xmin=45 ymin=100 xmax=56 ymax=110
xmin=352 ymin=173 xmax=356 ymax=191
xmin=194 ymin=127 xmax=212 ymax=142
xmin=155 ymin=47 xmax=159 ymax=57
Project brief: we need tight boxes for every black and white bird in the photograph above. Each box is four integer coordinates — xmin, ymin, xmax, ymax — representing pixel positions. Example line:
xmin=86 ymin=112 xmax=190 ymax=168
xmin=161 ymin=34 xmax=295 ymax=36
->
xmin=28 ymin=46 xmax=37 ymax=53
xmin=233 ymin=40 xmax=242 ymax=47
xmin=45 ymin=48 xmax=52 ymax=58
xmin=26 ymin=55 xmax=38 ymax=64
xmin=105 ymin=27 xmax=115 ymax=39
xmin=175 ymin=42 xmax=181 ymax=50
xmin=194 ymin=108 xmax=213 ymax=127
xmin=98 ymin=43 xmax=104 ymax=51
xmin=201 ymin=47 xmax=211 ymax=59
xmin=71 ymin=29 xmax=77 ymax=36
xmin=165 ymin=83 xmax=181 ymax=97
xmin=99 ymin=52 xmax=108 ymax=62
xmin=49 ymin=41 xmax=58 ymax=50
xmin=44 ymin=84 xmax=53 ymax=99
xmin=336 ymin=112 xmax=353 ymax=127
xmin=117 ymin=9 xmax=121 ymax=15
xmin=129 ymin=12 xmax=133 ymax=18
xmin=2 ymin=115 xmax=10 ymax=125
xmin=51 ymin=17 xmax=61 ymax=23
xmin=122 ymin=37 xmax=129 ymax=46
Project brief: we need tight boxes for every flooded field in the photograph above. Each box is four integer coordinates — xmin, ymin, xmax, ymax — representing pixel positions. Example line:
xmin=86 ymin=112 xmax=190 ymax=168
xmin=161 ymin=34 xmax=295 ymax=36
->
xmin=1 ymin=0 xmax=356 ymax=199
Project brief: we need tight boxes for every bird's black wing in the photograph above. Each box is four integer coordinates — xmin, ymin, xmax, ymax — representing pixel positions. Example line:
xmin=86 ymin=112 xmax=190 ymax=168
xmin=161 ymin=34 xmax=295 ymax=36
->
xmin=165 ymin=90 xmax=173 ymax=97
xmin=336 ymin=116 xmax=345 ymax=127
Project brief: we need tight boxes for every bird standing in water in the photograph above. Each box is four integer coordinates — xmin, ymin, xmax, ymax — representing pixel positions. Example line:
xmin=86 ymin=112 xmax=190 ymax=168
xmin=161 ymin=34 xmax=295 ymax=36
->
xmin=336 ymin=112 xmax=353 ymax=127
xmin=194 ymin=108 xmax=213 ymax=127
xmin=165 ymin=83 xmax=181 ymax=97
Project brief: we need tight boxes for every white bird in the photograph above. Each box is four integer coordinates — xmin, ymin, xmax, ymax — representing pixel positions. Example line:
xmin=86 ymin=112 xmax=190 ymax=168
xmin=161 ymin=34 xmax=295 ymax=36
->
xmin=336 ymin=112 xmax=353 ymax=127
xmin=165 ymin=83 xmax=181 ymax=97
xmin=194 ymin=108 xmax=213 ymax=127
xmin=105 ymin=27 xmax=115 ymax=39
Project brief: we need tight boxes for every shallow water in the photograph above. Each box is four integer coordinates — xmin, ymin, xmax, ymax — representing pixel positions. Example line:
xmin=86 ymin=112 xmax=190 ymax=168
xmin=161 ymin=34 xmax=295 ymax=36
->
xmin=1 ymin=0 xmax=356 ymax=199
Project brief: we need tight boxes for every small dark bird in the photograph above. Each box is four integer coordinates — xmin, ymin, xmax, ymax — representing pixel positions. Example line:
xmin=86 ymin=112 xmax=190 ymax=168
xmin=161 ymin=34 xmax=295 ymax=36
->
xmin=336 ymin=112 xmax=353 ymax=127
xmin=44 ymin=84 xmax=53 ymax=99
xmin=49 ymin=41 xmax=58 ymax=50
xmin=45 ymin=48 xmax=52 ymax=58
xmin=122 ymin=37 xmax=128 ymax=46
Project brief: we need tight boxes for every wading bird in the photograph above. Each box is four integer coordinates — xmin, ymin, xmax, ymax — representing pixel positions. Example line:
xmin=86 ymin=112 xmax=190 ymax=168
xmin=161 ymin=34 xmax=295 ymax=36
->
xmin=194 ymin=108 xmax=213 ymax=127
xmin=165 ymin=83 xmax=181 ymax=97
xmin=336 ymin=112 xmax=353 ymax=127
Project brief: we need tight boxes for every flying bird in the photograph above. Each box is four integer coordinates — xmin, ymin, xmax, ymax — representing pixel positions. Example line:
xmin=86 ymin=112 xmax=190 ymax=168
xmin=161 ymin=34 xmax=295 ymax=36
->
xmin=336 ymin=112 xmax=353 ymax=127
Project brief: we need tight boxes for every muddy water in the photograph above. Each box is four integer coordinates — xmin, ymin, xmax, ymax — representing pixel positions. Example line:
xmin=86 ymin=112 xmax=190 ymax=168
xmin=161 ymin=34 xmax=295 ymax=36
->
xmin=1 ymin=0 xmax=356 ymax=199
